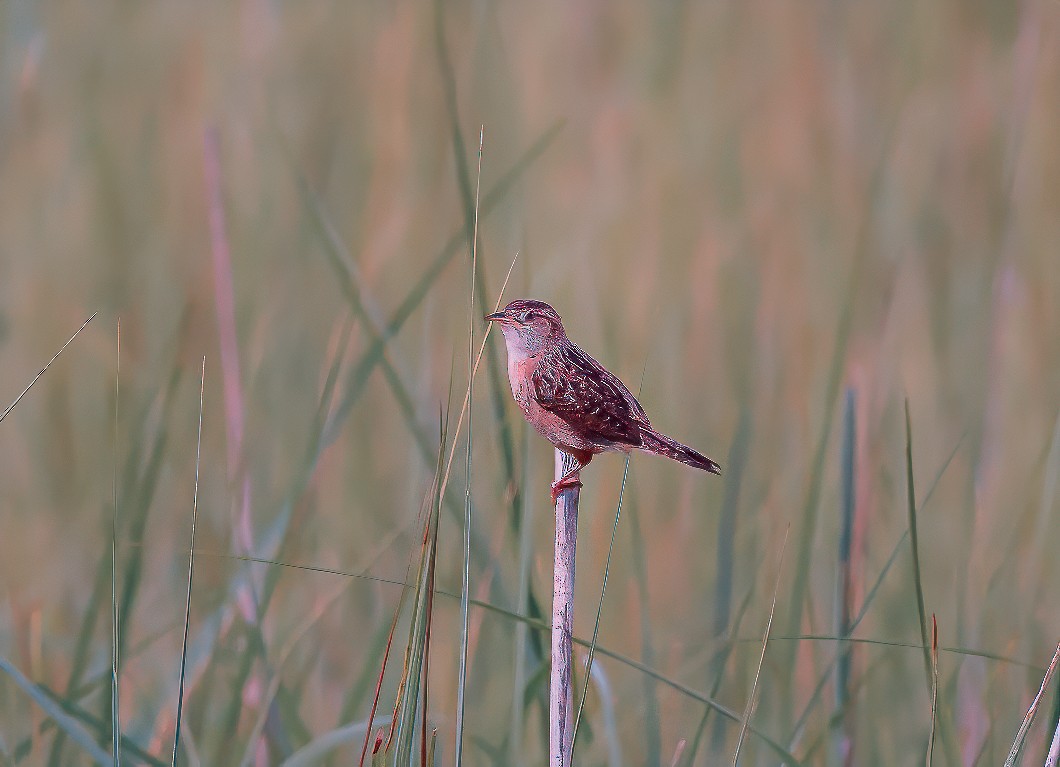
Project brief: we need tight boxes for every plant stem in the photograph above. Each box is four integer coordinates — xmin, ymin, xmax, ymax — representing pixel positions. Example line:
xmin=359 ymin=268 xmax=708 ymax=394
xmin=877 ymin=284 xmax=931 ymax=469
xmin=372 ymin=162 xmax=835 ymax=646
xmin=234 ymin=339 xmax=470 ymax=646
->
xmin=551 ymin=449 xmax=580 ymax=767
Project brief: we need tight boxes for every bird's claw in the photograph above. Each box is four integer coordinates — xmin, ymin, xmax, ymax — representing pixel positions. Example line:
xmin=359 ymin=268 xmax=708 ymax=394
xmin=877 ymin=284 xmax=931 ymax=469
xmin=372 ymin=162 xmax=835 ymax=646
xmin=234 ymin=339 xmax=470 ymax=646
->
xmin=551 ymin=477 xmax=583 ymax=505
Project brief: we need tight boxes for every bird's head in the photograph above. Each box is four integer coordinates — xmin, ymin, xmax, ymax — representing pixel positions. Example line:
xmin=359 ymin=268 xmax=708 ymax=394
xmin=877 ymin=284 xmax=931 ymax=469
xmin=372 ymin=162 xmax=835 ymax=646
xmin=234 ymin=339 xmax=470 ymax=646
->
xmin=485 ymin=299 xmax=566 ymax=355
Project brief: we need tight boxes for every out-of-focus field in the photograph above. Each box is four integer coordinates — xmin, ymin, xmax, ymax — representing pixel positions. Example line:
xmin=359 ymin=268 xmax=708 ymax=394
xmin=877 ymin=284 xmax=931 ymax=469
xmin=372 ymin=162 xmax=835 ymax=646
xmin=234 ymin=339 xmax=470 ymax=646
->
xmin=1 ymin=2 xmax=1058 ymax=765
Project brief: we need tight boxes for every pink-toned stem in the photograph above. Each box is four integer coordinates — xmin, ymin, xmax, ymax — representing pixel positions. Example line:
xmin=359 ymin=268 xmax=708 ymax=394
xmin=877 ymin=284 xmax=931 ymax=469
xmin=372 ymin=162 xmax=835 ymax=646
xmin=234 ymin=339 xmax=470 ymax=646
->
xmin=551 ymin=449 xmax=580 ymax=767
xmin=202 ymin=127 xmax=256 ymax=624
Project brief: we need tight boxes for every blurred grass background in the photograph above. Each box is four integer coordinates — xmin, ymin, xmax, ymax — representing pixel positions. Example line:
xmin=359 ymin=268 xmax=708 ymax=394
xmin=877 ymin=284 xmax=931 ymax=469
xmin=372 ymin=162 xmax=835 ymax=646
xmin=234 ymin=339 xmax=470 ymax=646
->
xmin=1 ymin=1 xmax=1059 ymax=764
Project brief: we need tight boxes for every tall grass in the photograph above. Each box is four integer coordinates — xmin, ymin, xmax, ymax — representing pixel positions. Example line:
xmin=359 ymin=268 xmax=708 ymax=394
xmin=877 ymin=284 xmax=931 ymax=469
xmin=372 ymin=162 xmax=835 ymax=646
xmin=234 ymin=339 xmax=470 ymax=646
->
xmin=1 ymin=2 xmax=1058 ymax=765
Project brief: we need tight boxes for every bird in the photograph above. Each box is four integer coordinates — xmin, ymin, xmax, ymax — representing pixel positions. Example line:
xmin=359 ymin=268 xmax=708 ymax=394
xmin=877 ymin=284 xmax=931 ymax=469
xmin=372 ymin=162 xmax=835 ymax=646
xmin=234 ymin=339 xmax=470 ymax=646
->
xmin=485 ymin=299 xmax=721 ymax=502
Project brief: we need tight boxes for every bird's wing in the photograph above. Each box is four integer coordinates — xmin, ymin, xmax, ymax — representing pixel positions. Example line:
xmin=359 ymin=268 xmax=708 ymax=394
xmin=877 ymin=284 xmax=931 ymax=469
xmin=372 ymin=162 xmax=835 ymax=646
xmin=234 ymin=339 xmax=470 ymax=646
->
xmin=531 ymin=342 xmax=649 ymax=447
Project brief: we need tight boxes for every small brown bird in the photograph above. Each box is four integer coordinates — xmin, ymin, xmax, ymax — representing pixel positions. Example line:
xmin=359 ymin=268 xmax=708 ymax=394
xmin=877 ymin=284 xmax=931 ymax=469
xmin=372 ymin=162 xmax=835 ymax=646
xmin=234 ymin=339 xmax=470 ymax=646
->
xmin=486 ymin=299 xmax=721 ymax=502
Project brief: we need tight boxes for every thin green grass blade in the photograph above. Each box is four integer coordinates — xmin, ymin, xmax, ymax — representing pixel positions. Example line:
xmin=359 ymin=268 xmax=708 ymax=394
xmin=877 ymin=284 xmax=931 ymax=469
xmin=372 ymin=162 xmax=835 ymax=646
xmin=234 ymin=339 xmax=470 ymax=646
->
xmin=755 ymin=635 xmax=1040 ymax=669
xmin=784 ymin=286 xmax=855 ymax=633
xmin=294 ymin=170 xmax=493 ymax=559
xmin=732 ymin=527 xmax=789 ymax=766
xmin=570 ymin=455 xmax=631 ymax=759
xmin=431 ymin=0 xmax=520 ymax=521
xmin=627 ymin=488 xmax=662 ymax=766
xmin=34 ymin=685 xmax=168 ymax=767
xmin=2 ymin=313 xmax=98 ymax=763
xmin=685 ymin=412 xmax=754 ymax=766
xmin=315 ymin=120 xmax=564 ymax=448
xmin=0 ymin=657 xmax=110 ymax=766
xmin=212 ymin=321 xmax=352 ymax=765
xmin=715 ymin=408 xmax=752 ymax=640
xmin=222 ymin=318 xmax=357 ymax=763
xmin=903 ymin=400 xmax=932 ymax=691
xmin=429 ymin=12 xmax=547 ymax=684
xmin=387 ymin=421 xmax=447 ymax=764
xmin=236 ymin=578 xmax=354 ymax=767
xmin=111 ymin=320 xmax=121 ymax=767
xmin=111 ymin=363 xmax=183 ymax=748
xmin=62 ymin=361 xmax=176 ymax=759
xmin=172 ymin=358 xmax=206 ymax=766
xmin=465 ymin=600 xmax=804 ymax=766
xmin=203 ymin=549 xmax=801 ymax=762
xmin=787 ymin=432 xmax=964 ymax=744
xmin=509 ymin=426 xmax=534 ymax=766
xmin=296 ymin=170 xmax=435 ymax=462
xmin=836 ymin=389 xmax=856 ymax=708
xmin=781 ymin=114 xmax=900 ymax=690
xmin=48 ymin=527 xmax=112 ymax=766
xmin=833 ymin=389 xmax=856 ymax=762
xmin=685 ymin=588 xmax=755 ymax=766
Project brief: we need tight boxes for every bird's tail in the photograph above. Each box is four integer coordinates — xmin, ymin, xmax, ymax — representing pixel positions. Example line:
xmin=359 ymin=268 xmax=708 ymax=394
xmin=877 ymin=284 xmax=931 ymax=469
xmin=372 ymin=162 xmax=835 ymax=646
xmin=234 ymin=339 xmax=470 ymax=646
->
xmin=639 ymin=428 xmax=722 ymax=475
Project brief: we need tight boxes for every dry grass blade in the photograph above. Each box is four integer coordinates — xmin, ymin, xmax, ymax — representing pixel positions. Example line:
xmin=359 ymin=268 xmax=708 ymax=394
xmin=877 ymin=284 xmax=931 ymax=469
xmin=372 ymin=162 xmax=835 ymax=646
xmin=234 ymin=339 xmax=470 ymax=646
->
xmin=172 ymin=357 xmax=206 ymax=766
xmin=733 ymin=525 xmax=789 ymax=766
xmin=358 ymin=606 xmax=402 ymax=767
xmin=1004 ymin=640 xmax=1060 ymax=767
xmin=455 ymin=125 xmax=484 ymax=767
xmin=439 ymin=249 xmax=519 ymax=501
xmin=0 ymin=312 xmax=96 ymax=425
xmin=927 ymin=615 xmax=938 ymax=767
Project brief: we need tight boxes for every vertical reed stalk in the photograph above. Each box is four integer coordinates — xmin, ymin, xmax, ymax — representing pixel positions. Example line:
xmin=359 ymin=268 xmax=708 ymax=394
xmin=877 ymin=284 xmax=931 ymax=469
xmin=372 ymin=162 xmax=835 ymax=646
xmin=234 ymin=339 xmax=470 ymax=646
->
xmin=551 ymin=449 xmax=580 ymax=767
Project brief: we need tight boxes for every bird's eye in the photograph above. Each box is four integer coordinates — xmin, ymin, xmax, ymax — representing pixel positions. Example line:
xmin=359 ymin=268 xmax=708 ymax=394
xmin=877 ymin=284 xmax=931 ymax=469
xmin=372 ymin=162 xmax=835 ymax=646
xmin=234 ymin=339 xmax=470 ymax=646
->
xmin=520 ymin=311 xmax=534 ymax=323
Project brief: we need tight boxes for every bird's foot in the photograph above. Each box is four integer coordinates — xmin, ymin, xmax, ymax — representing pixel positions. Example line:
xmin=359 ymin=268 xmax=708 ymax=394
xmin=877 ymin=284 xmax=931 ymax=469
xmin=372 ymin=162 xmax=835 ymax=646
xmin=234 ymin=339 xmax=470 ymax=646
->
xmin=551 ymin=476 xmax=583 ymax=504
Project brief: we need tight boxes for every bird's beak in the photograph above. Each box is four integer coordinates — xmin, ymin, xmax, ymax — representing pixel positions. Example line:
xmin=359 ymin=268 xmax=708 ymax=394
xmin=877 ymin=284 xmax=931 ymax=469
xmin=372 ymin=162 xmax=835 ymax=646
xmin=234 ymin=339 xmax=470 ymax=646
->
xmin=484 ymin=312 xmax=507 ymax=323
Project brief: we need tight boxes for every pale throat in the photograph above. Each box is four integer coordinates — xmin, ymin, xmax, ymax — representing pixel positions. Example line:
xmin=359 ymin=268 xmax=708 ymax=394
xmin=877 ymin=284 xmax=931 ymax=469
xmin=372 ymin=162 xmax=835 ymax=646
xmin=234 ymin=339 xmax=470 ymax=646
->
xmin=498 ymin=325 xmax=539 ymax=399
